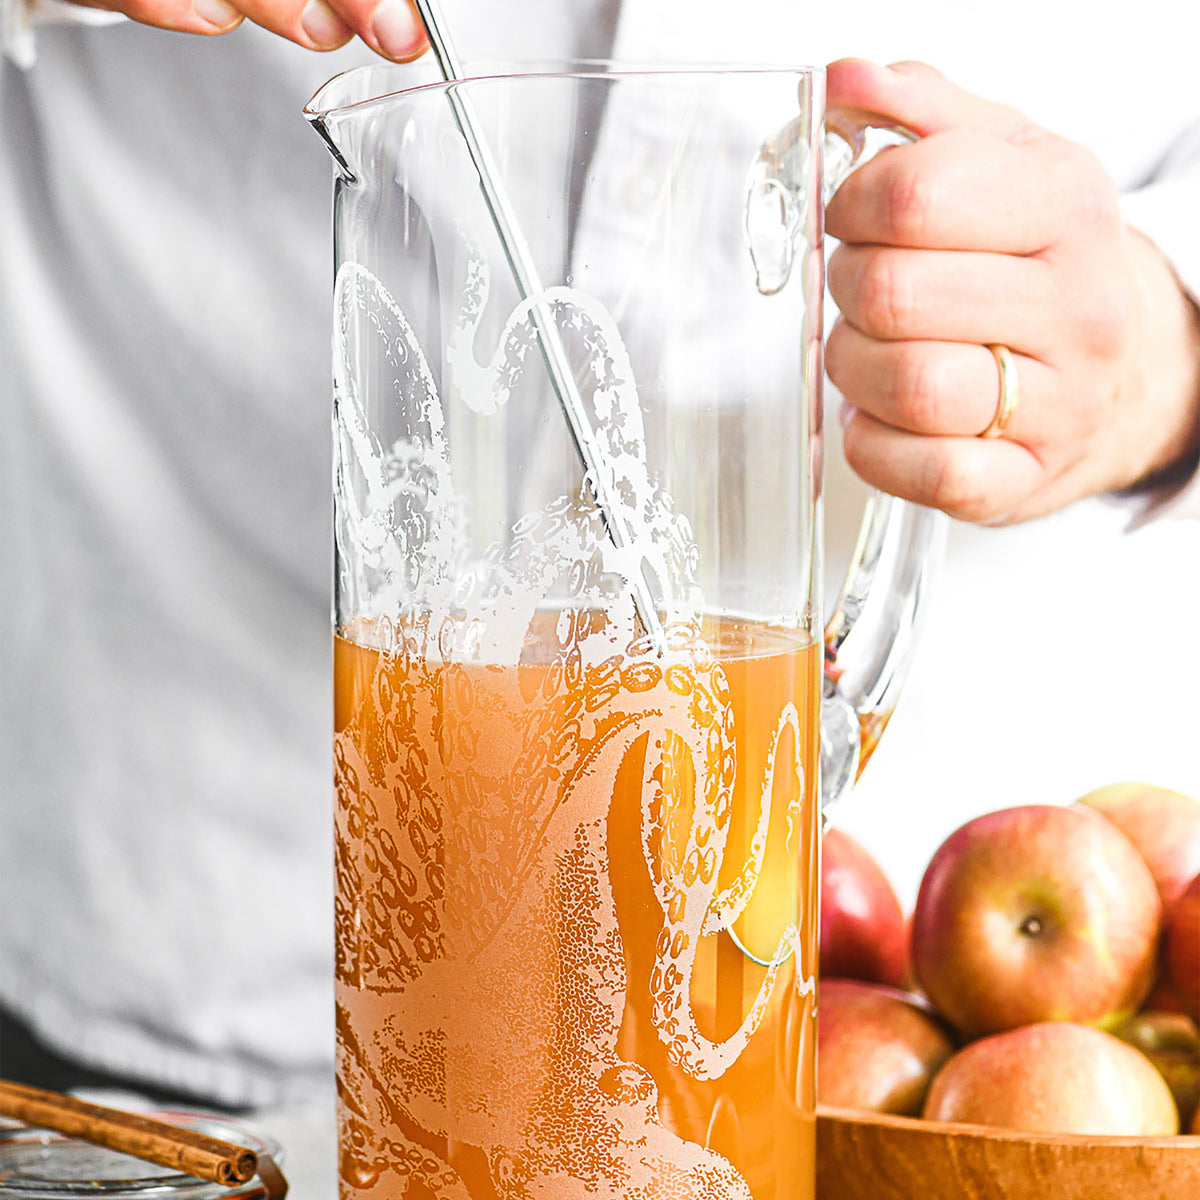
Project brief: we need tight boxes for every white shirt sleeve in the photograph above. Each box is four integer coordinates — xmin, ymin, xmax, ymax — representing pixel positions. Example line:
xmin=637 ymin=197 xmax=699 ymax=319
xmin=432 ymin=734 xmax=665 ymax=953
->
xmin=1121 ymin=121 xmax=1200 ymax=306
xmin=1117 ymin=123 xmax=1200 ymax=522
xmin=1 ymin=0 xmax=124 ymax=69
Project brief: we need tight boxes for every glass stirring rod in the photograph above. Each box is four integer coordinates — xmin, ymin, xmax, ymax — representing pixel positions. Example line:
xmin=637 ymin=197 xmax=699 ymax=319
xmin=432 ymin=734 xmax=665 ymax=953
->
xmin=410 ymin=0 xmax=667 ymax=653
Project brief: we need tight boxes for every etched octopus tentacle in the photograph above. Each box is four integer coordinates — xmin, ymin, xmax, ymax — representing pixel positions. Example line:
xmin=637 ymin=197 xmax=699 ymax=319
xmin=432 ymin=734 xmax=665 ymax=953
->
xmin=641 ymin=670 xmax=806 ymax=1081
xmin=337 ymin=1003 xmax=475 ymax=1200
xmin=335 ymin=638 xmax=450 ymax=995
xmin=441 ymin=236 xmax=698 ymax=638
xmin=445 ymin=230 xmax=648 ymax=453
xmin=336 ymin=254 xmax=701 ymax=661
xmin=333 ymin=262 xmax=458 ymax=628
xmin=701 ymin=701 xmax=804 ymax=936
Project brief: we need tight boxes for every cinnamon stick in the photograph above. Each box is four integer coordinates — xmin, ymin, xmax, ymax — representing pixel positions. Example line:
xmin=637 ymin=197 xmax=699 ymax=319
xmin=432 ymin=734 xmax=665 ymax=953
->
xmin=0 ymin=1079 xmax=258 ymax=1186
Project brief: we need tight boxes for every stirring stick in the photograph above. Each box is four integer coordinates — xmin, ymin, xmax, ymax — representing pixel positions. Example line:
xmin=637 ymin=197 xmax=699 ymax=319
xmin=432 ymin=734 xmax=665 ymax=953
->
xmin=411 ymin=0 xmax=667 ymax=652
xmin=0 ymin=1079 xmax=275 ymax=1191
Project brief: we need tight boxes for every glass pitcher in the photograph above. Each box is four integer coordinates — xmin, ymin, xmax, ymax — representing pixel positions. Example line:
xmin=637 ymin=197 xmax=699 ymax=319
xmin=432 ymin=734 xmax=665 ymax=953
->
xmin=307 ymin=64 xmax=944 ymax=1200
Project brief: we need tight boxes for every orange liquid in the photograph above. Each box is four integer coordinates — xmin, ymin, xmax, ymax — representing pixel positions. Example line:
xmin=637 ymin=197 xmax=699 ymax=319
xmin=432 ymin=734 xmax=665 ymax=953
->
xmin=333 ymin=616 xmax=820 ymax=1199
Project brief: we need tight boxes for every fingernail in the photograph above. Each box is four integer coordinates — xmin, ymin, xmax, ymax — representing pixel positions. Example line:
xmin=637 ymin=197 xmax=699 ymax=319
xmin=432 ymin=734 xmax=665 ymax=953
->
xmin=192 ymin=0 xmax=241 ymax=30
xmin=372 ymin=0 xmax=424 ymax=60
xmin=301 ymin=0 xmax=350 ymax=47
xmin=840 ymin=400 xmax=857 ymax=428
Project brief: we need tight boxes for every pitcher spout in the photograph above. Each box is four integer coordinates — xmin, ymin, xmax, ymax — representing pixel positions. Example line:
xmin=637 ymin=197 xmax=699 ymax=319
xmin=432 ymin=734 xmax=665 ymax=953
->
xmin=304 ymin=65 xmax=421 ymax=182
xmin=305 ymin=112 xmax=356 ymax=181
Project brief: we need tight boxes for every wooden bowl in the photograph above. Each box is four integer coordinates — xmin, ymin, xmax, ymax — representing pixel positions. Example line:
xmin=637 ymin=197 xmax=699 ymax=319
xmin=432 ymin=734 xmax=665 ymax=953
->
xmin=817 ymin=1105 xmax=1200 ymax=1200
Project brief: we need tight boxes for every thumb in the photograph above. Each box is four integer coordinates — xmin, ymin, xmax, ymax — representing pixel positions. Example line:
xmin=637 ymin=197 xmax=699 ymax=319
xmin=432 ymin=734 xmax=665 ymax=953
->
xmin=826 ymin=58 xmax=1037 ymax=143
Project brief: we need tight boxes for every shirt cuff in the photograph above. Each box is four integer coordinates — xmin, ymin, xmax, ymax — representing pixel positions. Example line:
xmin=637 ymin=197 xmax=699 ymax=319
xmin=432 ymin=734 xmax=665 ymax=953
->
xmin=1117 ymin=146 xmax=1200 ymax=525
xmin=1119 ymin=462 xmax=1200 ymax=526
xmin=2 ymin=0 xmax=125 ymax=69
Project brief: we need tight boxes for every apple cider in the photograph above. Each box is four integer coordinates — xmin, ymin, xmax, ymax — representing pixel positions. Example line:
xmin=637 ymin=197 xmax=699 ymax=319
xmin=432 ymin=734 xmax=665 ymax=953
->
xmin=333 ymin=613 xmax=820 ymax=1200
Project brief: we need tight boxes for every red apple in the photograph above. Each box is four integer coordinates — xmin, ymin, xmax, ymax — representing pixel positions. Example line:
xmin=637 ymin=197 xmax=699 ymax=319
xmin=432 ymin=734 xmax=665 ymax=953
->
xmin=820 ymin=827 xmax=908 ymax=989
xmin=1077 ymin=783 xmax=1200 ymax=910
xmin=1140 ymin=973 xmax=1186 ymax=1015
xmin=1113 ymin=1010 xmax=1200 ymax=1130
xmin=817 ymin=979 xmax=955 ymax=1115
xmin=923 ymin=1022 xmax=1179 ymax=1135
xmin=911 ymin=805 xmax=1161 ymax=1038
xmin=1165 ymin=873 xmax=1200 ymax=1022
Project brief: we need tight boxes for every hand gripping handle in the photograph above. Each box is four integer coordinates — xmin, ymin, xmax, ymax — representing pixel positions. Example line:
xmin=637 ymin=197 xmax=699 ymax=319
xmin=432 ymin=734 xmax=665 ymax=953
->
xmin=820 ymin=113 xmax=948 ymax=818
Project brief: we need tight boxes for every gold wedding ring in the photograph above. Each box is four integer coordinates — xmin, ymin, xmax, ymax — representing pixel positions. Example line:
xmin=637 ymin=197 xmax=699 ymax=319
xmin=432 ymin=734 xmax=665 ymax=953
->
xmin=980 ymin=343 xmax=1019 ymax=438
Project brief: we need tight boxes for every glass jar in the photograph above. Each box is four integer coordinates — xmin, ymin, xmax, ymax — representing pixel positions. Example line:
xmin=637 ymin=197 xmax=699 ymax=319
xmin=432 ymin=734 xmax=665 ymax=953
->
xmin=0 ymin=1110 xmax=281 ymax=1199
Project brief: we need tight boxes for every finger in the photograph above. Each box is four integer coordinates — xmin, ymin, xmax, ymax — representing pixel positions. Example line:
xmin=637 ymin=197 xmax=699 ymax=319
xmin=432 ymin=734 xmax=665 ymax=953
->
xmin=328 ymin=0 xmax=427 ymax=59
xmin=839 ymin=407 xmax=1046 ymax=525
xmin=826 ymin=129 xmax=1067 ymax=253
xmin=81 ymin=0 xmax=245 ymax=35
xmin=826 ymin=58 xmax=1038 ymax=144
xmin=827 ymin=243 xmax=1058 ymax=354
xmin=230 ymin=0 xmax=426 ymax=56
xmin=826 ymin=322 xmax=1052 ymax=441
xmin=296 ymin=0 xmax=354 ymax=49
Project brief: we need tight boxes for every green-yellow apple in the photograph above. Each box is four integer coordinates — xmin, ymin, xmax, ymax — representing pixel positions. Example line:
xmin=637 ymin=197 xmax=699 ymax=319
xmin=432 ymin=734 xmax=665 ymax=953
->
xmin=911 ymin=805 xmax=1160 ymax=1037
xmin=923 ymin=1022 xmax=1179 ymax=1135
xmin=1165 ymin=873 xmax=1200 ymax=1022
xmin=817 ymin=978 xmax=955 ymax=1115
xmin=1113 ymin=1010 xmax=1200 ymax=1130
xmin=820 ymin=827 xmax=908 ymax=989
xmin=1077 ymin=783 xmax=1200 ymax=910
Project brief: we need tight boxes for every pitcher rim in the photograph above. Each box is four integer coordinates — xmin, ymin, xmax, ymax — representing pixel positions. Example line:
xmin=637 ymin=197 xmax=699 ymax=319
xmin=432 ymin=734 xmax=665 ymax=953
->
xmin=303 ymin=59 xmax=822 ymax=122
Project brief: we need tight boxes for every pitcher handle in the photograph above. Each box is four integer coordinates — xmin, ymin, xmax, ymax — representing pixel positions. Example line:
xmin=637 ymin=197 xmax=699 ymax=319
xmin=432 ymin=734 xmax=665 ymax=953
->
xmin=820 ymin=113 xmax=949 ymax=818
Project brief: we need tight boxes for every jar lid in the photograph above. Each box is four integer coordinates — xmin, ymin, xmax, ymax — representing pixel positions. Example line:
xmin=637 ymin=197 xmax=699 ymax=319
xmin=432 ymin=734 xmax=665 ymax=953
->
xmin=0 ymin=1110 xmax=281 ymax=1199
